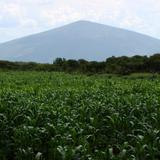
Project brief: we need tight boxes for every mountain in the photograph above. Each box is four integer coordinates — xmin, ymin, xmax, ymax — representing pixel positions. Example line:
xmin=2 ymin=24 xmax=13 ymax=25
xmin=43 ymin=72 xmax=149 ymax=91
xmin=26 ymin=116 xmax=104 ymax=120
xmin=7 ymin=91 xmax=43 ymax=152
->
xmin=0 ymin=20 xmax=160 ymax=63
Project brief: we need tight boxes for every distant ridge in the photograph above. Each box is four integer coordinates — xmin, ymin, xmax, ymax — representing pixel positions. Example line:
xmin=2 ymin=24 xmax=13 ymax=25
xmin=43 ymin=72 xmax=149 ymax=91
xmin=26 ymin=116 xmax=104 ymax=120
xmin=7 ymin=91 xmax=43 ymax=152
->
xmin=0 ymin=20 xmax=160 ymax=63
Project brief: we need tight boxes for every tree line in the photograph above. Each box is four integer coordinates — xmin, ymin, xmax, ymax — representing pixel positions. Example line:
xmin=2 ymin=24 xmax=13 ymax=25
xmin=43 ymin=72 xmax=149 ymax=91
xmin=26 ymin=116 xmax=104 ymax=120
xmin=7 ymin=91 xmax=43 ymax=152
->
xmin=1 ymin=54 xmax=160 ymax=75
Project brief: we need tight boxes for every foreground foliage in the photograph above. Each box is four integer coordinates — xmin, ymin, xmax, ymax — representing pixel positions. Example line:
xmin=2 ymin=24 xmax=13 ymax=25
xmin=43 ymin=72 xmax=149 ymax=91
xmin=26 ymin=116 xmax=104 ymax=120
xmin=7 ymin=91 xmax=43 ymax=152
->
xmin=0 ymin=72 xmax=160 ymax=159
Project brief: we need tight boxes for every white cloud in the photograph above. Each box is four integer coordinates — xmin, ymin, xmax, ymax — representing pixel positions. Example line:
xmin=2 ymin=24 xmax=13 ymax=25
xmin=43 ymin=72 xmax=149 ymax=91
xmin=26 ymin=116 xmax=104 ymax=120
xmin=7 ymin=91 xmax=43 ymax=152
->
xmin=0 ymin=0 xmax=160 ymax=42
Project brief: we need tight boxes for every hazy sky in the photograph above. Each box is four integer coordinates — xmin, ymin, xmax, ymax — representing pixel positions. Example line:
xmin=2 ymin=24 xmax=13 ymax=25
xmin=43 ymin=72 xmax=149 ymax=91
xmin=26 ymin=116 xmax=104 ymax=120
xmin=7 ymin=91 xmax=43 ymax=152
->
xmin=0 ymin=0 xmax=160 ymax=43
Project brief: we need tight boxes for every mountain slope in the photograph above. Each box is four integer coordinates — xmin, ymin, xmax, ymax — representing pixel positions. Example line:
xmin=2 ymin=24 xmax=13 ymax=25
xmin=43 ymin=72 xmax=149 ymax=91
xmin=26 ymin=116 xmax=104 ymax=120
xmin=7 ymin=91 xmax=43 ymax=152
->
xmin=0 ymin=20 xmax=160 ymax=63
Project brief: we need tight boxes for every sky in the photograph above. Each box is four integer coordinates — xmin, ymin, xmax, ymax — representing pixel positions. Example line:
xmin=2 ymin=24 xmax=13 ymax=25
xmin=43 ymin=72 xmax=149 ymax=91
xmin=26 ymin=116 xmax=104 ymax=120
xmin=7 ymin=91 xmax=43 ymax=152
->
xmin=0 ymin=0 xmax=160 ymax=43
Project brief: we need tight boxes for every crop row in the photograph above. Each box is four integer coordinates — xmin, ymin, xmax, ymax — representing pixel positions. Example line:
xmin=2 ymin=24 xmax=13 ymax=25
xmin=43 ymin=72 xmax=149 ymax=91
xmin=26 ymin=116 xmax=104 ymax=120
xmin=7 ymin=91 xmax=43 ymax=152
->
xmin=0 ymin=72 xmax=160 ymax=159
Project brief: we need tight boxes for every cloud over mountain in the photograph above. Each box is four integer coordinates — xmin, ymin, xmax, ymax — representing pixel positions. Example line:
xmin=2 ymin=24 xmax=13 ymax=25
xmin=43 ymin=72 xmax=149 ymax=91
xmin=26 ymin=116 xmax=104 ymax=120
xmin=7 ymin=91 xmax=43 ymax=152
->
xmin=0 ymin=0 xmax=160 ymax=43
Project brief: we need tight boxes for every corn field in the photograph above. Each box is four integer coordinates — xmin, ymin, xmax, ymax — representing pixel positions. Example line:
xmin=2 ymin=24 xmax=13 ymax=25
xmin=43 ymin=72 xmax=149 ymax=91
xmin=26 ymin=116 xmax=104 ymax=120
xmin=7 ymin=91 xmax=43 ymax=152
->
xmin=0 ymin=72 xmax=160 ymax=160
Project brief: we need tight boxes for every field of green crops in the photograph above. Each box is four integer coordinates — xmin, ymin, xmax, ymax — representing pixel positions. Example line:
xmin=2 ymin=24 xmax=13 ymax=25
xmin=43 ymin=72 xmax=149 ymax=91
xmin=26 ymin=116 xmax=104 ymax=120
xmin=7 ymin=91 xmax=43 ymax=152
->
xmin=1 ymin=71 xmax=160 ymax=160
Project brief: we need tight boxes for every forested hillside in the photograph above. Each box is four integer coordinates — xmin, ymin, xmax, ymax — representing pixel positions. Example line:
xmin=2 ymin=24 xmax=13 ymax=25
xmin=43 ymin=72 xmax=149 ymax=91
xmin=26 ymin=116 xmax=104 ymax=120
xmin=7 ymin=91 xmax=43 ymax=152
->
xmin=0 ymin=54 xmax=160 ymax=75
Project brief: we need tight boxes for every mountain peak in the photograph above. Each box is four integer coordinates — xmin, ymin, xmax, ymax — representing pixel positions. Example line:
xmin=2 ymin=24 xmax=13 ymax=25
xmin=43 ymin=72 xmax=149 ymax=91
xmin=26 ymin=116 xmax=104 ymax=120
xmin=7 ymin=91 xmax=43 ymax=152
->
xmin=0 ymin=21 xmax=160 ymax=63
xmin=72 ymin=20 xmax=94 ymax=24
xmin=68 ymin=20 xmax=101 ymax=26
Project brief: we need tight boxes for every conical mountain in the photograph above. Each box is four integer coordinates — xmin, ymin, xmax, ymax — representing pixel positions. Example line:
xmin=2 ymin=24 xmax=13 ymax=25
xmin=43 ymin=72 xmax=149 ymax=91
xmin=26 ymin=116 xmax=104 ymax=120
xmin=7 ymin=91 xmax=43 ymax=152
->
xmin=0 ymin=20 xmax=160 ymax=63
